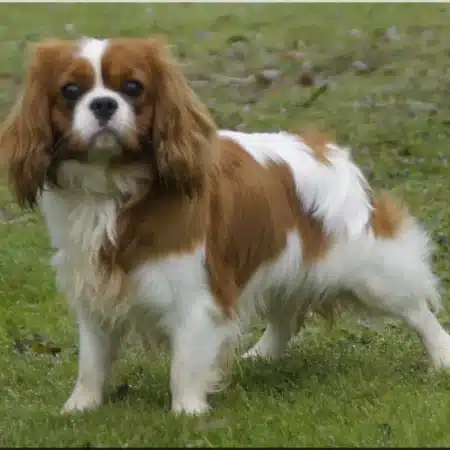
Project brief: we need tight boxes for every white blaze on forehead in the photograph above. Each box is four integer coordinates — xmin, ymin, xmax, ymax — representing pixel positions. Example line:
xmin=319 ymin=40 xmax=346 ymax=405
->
xmin=78 ymin=38 xmax=109 ymax=86
xmin=71 ymin=37 xmax=135 ymax=147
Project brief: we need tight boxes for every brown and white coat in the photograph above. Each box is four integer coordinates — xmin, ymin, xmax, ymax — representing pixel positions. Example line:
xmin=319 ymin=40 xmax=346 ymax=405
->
xmin=1 ymin=37 xmax=448 ymax=415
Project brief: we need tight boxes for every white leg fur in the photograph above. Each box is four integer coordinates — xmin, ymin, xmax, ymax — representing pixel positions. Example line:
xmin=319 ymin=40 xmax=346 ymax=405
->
xmin=242 ymin=324 xmax=290 ymax=359
xmin=61 ymin=307 xmax=122 ymax=413
xmin=349 ymin=272 xmax=450 ymax=368
xmin=403 ymin=306 xmax=450 ymax=368
xmin=242 ymin=302 xmax=302 ymax=360
xmin=169 ymin=296 xmax=236 ymax=415
xmin=352 ymin=286 xmax=450 ymax=368
xmin=339 ymin=220 xmax=450 ymax=368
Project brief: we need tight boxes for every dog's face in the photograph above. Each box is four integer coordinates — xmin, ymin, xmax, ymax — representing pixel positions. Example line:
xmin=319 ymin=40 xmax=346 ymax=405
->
xmin=0 ymin=36 xmax=217 ymax=206
xmin=52 ymin=38 xmax=156 ymax=160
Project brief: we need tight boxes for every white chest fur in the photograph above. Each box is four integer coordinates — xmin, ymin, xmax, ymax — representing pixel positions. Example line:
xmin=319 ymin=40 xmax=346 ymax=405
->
xmin=39 ymin=187 xmax=215 ymax=331
xmin=40 ymin=188 xmax=120 ymax=309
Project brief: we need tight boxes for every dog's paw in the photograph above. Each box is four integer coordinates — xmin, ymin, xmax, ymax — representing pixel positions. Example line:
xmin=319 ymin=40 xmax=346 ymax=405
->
xmin=171 ymin=398 xmax=211 ymax=416
xmin=431 ymin=352 xmax=450 ymax=371
xmin=427 ymin=334 xmax=450 ymax=370
xmin=241 ymin=346 xmax=279 ymax=360
xmin=241 ymin=348 xmax=260 ymax=359
xmin=60 ymin=388 xmax=103 ymax=414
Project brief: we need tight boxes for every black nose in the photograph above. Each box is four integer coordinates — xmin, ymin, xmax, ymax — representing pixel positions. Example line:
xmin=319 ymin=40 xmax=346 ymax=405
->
xmin=89 ymin=96 xmax=118 ymax=122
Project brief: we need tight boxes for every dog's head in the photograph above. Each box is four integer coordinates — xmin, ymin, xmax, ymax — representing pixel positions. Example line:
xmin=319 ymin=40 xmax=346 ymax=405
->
xmin=0 ymin=37 xmax=217 ymax=206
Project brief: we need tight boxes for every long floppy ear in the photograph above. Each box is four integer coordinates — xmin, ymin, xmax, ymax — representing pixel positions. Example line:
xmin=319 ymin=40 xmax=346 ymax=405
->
xmin=148 ymin=38 xmax=218 ymax=193
xmin=0 ymin=42 xmax=65 ymax=208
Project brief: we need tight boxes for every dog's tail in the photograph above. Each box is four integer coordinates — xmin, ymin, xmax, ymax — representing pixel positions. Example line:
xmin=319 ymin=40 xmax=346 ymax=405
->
xmin=367 ymin=191 xmax=442 ymax=313
xmin=314 ymin=190 xmax=441 ymax=328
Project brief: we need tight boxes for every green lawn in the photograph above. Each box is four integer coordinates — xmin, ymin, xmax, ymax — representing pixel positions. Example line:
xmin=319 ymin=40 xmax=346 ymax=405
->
xmin=1 ymin=3 xmax=450 ymax=447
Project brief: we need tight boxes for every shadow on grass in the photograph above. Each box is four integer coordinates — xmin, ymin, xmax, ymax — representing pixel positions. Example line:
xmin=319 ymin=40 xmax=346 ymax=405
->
xmin=109 ymin=328 xmax=442 ymax=411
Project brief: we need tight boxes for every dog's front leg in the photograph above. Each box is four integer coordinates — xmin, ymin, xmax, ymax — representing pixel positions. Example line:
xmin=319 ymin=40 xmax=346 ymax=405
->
xmin=61 ymin=306 xmax=122 ymax=413
xmin=169 ymin=296 xmax=235 ymax=415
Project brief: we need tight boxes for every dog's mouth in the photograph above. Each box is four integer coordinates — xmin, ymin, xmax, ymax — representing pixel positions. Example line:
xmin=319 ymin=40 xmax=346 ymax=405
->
xmin=46 ymin=127 xmax=154 ymax=186
xmin=86 ymin=127 xmax=126 ymax=161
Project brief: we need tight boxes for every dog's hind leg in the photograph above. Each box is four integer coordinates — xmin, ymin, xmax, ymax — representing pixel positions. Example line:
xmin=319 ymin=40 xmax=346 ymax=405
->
xmin=344 ymin=194 xmax=450 ymax=368
xmin=242 ymin=295 xmax=306 ymax=360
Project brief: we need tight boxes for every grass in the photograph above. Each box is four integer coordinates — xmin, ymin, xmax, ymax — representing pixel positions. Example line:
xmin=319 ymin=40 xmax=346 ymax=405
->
xmin=1 ymin=2 xmax=450 ymax=447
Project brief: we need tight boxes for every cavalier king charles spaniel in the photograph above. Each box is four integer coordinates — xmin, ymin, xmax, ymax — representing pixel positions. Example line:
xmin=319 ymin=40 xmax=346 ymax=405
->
xmin=1 ymin=36 xmax=449 ymax=415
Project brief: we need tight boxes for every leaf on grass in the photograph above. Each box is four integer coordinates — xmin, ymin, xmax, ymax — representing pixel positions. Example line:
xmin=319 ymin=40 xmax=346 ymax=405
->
xmin=13 ymin=333 xmax=61 ymax=356
xmin=298 ymin=71 xmax=315 ymax=87
xmin=111 ymin=383 xmax=130 ymax=402
xmin=29 ymin=341 xmax=62 ymax=355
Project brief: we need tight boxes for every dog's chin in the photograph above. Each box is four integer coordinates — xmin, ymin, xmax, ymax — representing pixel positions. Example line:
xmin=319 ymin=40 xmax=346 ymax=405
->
xmin=86 ymin=129 xmax=125 ymax=163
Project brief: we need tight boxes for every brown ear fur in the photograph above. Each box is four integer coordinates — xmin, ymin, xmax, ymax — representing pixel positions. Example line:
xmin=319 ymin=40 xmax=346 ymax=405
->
xmin=0 ymin=41 xmax=70 ymax=208
xmin=147 ymin=38 xmax=218 ymax=194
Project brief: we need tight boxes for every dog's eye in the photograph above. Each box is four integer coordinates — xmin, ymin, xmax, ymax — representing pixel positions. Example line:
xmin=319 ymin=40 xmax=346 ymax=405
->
xmin=121 ymin=79 xmax=144 ymax=98
xmin=61 ymin=83 xmax=83 ymax=102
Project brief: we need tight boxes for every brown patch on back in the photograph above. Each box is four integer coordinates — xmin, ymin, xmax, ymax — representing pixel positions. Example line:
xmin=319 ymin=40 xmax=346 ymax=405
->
xmin=270 ymin=163 xmax=330 ymax=263
xmin=295 ymin=127 xmax=336 ymax=165
xmin=370 ymin=191 xmax=409 ymax=238
xmin=205 ymin=137 xmax=329 ymax=314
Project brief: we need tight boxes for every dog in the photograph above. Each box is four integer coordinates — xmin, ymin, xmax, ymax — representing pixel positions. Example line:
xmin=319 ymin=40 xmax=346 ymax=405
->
xmin=1 ymin=36 xmax=449 ymax=415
